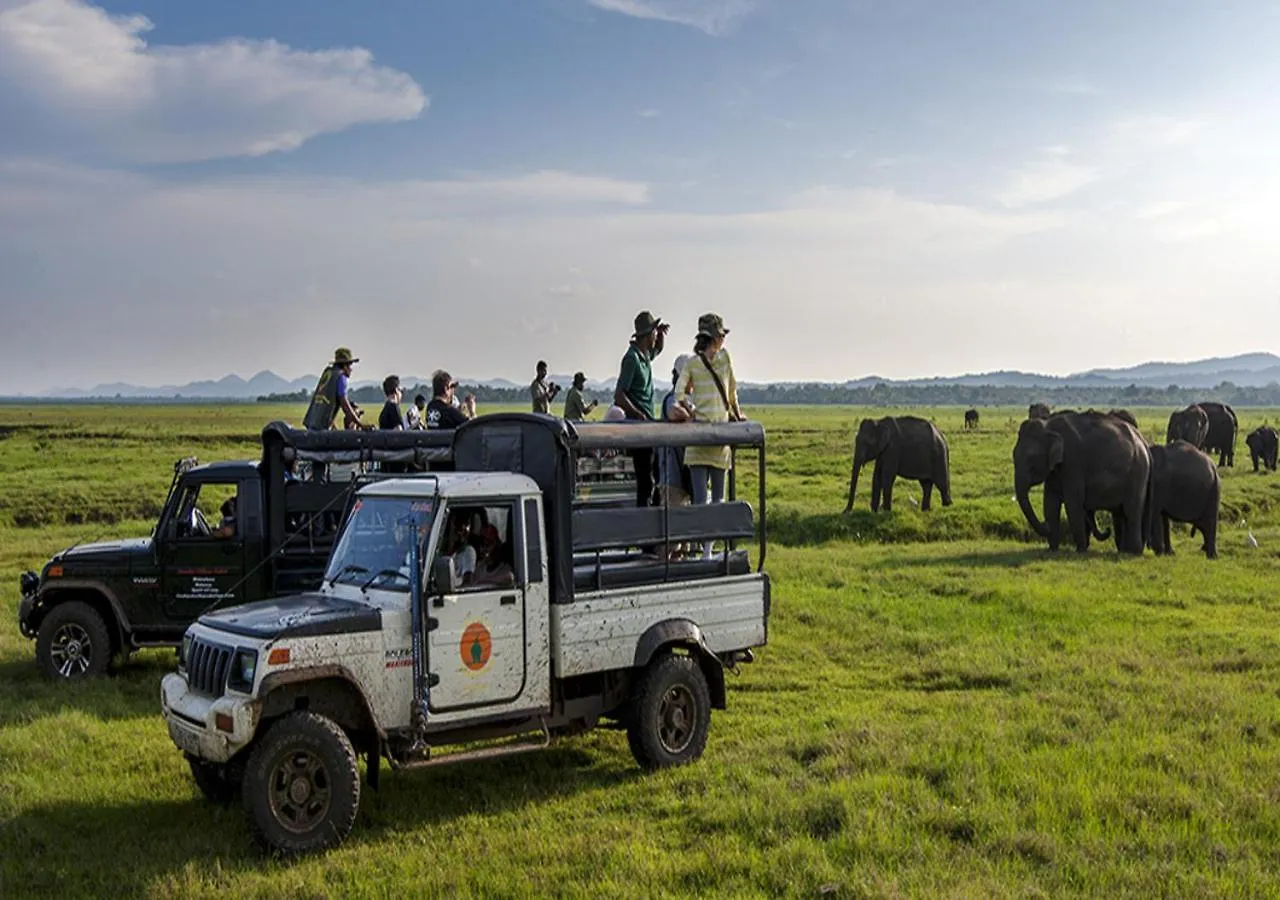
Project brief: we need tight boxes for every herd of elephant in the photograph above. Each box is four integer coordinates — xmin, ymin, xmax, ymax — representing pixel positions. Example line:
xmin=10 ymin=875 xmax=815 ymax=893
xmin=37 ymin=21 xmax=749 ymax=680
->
xmin=842 ymin=402 xmax=1280 ymax=559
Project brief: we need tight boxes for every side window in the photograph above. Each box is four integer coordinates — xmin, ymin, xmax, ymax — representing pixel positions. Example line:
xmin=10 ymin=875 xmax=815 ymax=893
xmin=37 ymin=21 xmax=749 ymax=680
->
xmin=442 ymin=503 xmax=518 ymax=592
xmin=173 ymin=482 xmax=239 ymax=540
xmin=523 ymin=499 xmax=543 ymax=584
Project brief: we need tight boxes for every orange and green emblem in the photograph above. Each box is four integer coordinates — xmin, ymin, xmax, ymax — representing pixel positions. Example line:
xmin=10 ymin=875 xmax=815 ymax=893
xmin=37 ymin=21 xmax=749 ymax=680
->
xmin=460 ymin=622 xmax=491 ymax=671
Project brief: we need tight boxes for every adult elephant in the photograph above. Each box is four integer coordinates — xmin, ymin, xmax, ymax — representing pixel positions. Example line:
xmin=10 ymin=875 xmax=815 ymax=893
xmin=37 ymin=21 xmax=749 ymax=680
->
xmin=964 ymin=409 xmax=979 ymax=430
xmin=1107 ymin=409 xmax=1139 ymax=431
xmin=1200 ymin=401 xmax=1238 ymax=466
xmin=1166 ymin=405 xmax=1209 ymax=449
xmin=1246 ymin=425 xmax=1279 ymax=472
xmin=844 ymin=416 xmax=951 ymax=513
xmin=1012 ymin=411 xmax=1151 ymax=554
xmin=1028 ymin=403 xmax=1051 ymax=420
xmin=1148 ymin=441 xmax=1219 ymax=558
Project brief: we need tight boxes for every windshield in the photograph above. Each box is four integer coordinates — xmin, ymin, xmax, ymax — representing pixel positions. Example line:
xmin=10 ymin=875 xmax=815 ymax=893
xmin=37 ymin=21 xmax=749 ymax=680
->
xmin=324 ymin=496 xmax=436 ymax=592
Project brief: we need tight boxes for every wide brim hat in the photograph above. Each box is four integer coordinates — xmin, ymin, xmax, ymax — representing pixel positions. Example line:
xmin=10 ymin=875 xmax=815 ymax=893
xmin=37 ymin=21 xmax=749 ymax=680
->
xmin=696 ymin=313 xmax=729 ymax=338
xmin=333 ymin=347 xmax=359 ymax=365
xmin=633 ymin=310 xmax=662 ymax=337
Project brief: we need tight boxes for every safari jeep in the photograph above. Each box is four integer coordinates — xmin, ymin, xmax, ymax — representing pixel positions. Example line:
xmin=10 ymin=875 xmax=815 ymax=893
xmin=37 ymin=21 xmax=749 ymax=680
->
xmin=160 ymin=415 xmax=770 ymax=854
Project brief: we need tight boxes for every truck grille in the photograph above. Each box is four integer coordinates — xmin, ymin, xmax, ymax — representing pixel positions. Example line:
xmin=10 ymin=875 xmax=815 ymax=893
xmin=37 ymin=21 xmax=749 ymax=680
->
xmin=187 ymin=638 xmax=234 ymax=697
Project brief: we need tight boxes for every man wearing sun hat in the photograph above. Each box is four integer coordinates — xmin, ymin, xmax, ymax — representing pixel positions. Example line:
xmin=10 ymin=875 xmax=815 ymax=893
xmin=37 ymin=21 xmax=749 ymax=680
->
xmin=614 ymin=310 xmax=668 ymax=507
xmin=303 ymin=346 xmax=366 ymax=432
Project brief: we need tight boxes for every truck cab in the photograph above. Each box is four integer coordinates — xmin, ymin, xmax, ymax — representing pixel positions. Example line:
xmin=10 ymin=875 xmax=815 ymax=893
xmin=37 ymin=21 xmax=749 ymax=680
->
xmin=160 ymin=414 xmax=770 ymax=855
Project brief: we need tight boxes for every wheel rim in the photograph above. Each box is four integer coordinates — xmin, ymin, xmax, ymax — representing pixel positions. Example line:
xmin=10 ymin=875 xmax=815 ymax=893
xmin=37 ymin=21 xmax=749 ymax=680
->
xmin=267 ymin=749 xmax=332 ymax=835
xmin=658 ymin=684 xmax=696 ymax=754
xmin=50 ymin=623 xmax=93 ymax=678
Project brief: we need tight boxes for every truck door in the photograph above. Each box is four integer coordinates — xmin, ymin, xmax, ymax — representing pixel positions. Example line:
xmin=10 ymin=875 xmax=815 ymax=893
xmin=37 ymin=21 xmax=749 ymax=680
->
xmin=160 ymin=480 xmax=247 ymax=621
xmin=427 ymin=502 xmax=527 ymax=711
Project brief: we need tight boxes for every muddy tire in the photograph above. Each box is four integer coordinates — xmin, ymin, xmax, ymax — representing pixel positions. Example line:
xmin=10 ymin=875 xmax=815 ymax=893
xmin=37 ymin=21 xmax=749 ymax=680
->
xmin=242 ymin=712 xmax=360 ymax=856
xmin=36 ymin=601 xmax=112 ymax=680
xmin=188 ymin=756 xmax=243 ymax=804
xmin=626 ymin=654 xmax=711 ymax=770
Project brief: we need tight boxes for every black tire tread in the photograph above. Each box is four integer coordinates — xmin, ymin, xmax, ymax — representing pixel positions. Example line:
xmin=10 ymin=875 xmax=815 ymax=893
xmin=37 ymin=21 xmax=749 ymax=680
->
xmin=626 ymin=653 xmax=711 ymax=771
xmin=35 ymin=601 xmax=112 ymax=680
xmin=242 ymin=711 xmax=360 ymax=856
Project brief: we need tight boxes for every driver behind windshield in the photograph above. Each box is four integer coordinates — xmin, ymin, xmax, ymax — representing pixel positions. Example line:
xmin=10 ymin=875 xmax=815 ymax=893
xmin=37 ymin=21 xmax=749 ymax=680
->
xmin=212 ymin=497 xmax=236 ymax=539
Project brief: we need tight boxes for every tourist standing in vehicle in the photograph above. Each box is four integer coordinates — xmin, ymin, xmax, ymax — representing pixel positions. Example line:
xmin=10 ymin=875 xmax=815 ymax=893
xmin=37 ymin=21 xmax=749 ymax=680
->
xmin=675 ymin=314 xmax=743 ymax=557
xmin=614 ymin=310 xmax=668 ymax=506
xmin=531 ymin=361 xmax=560 ymax=414
xmin=426 ymin=370 xmax=470 ymax=430
xmin=303 ymin=347 xmax=365 ymax=432
xmin=379 ymin=375 xmax=405 ymax=430
xmin=563 ymin=372 xmax=598 ymax=421
xmin=657 ymin=354 xmax=694 ymax=557
xmin=405 ymin=393 xmax=427 ymax=429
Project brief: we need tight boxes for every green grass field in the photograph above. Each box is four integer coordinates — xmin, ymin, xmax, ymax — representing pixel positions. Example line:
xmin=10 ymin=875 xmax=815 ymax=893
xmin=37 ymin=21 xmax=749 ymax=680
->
xmin=3 ymin=404 xmax=1280 ymax=898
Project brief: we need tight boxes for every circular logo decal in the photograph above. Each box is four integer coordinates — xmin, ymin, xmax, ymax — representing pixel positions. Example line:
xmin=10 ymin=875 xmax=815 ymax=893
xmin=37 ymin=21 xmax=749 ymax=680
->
xmin=461 ymin=622 xmax=492 ymax=671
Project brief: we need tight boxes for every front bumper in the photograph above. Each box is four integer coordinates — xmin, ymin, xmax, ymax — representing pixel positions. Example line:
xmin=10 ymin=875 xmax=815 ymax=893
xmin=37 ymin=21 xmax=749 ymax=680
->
xmin=18 ymin=572 xmax=39 ymax=639
xmin=160 ymin=673 xmax=261 ymax=764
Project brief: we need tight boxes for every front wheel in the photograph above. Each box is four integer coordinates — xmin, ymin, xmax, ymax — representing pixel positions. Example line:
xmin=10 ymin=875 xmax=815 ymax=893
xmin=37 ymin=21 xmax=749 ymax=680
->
xmin=35 ymin=601 xmax=112 ymax=680
xmin=242 ymin=712 xmax=360 ymax=856
xmin=188 ymin=756 xmax=243 ymax=804
xmin=626 ymin=654 xmax=711 ymax=770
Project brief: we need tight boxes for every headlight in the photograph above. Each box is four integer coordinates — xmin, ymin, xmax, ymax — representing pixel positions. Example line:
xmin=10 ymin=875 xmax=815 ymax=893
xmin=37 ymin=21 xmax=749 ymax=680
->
xmin=19 ymin=571 xmax=39 ymax=596
xmin=227 ymin=649 xmax=258 ymax=693
xmin=178 ymin=634 xmax=192 ymax=672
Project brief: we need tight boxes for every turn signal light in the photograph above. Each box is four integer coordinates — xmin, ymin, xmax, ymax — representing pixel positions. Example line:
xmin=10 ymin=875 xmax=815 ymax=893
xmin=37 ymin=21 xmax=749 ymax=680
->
xmin=47 ymin=566 xmax=63 ymax=578
xmin=215 ymin=713 xmax=234 ymax=733
xmin=267 ymin=648 xmax=290 ymax=666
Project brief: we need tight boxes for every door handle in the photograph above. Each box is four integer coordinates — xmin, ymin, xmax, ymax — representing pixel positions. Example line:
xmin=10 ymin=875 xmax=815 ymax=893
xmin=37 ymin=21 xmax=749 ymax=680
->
xmin=500 ymin=594 xmax=517 ymax=606
xmin=432 ymin=597 xmax=444 ymax=608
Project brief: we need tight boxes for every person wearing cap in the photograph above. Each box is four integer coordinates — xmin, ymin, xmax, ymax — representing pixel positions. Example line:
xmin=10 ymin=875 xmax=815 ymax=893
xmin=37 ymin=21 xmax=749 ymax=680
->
xmin=675 ymin=314 xmax=743 ymax=556
xmin=426 ymin=369 xmax=471 ymax=430
xmin=563 ymin=372 xmax=598 ymax=421
xmin=614 ymin=310 xmax=669 ymax=507
xmin=531 ymin=361 xmax=561 ymax=414
xmin=303 ymin=347 xmax=366 ymax=432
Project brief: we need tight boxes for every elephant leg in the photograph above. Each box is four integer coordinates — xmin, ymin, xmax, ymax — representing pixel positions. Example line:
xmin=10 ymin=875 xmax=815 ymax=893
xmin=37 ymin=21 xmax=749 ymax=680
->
xmin=1148 ymin=509 xmax=1164 ymax=554
xmin=1112 ymin=510 xmax=1124 ymax=552
xmin=882 ymin=466 xmax=895 ymax=511
xmin=1065 ymin=500 xmax=1089 ymax=552
xmin=1044 ymin=486 xmax=1063 ymax=551
xmin=870 ymin=461 xmax=882 ymax=512
xmin=1202 ymin=514 xmax=1217 ymax=559
xmin=921 ymin=481 xmax=933 ymax=511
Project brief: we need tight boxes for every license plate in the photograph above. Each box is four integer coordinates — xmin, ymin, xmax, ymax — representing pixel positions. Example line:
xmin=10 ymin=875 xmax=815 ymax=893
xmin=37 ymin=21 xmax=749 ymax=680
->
xmin=168 ymin=719 xmax=204 ymax=756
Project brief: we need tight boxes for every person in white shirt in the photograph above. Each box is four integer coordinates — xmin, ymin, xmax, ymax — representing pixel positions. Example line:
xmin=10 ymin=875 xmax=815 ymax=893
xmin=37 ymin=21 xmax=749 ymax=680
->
xmin=445 ymin=514 xmax=477 ymax=586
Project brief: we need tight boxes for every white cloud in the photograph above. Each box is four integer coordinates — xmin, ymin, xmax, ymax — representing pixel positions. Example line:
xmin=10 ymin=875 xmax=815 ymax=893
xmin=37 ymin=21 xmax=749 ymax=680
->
xmin=1134 ymin=200 xmax=1189 ymax=220
xmin=0 ymin=0 xmax=425 ymax=162
xmin=638 ymin=108 xmax=661 ymax=118
xmin=997 ymin=158 xmax=1102 ymax=207
xmin=587 ymin=0 xmax=754 ymax=36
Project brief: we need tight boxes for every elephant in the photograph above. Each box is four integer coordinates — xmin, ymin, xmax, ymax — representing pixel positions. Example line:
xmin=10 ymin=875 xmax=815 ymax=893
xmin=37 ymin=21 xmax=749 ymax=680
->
xmin=1012 ymin=411 xmax=1152 ymax=554
xmin=845 ymin=416 xmax=952 ymax=513
xmin=1148 ymin=441 xmax=1219 ymax=558
xmin=1107 ymin=409 xmax=1138 ymax=431
xmin=1199 ymin=401 xmax=1238 ymax=466
xmin=964 ymin=409 xmax=980 ymax=430
xmin=1246 ymin=425 xmax=1279 ymax=472
xmin=1028 ymin=403 xmax=1051 ymax=420
xmin=1166 ymin=405 xmax=1209 ymax=449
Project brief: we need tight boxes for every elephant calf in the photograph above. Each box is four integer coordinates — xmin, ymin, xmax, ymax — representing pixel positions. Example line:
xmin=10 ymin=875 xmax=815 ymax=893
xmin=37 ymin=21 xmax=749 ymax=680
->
xmin=844 ymin=416 xmax=951 ymax=513
xmin=1246 ymin=426 xmax=1278 ymax=472
xmin=1149 ymin=441 xmax=1220 ymax=558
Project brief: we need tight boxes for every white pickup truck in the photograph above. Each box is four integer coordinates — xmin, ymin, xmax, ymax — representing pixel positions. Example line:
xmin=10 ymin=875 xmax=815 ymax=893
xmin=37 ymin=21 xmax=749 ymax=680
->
xmin=160 ymin=414 xmax=770 ymax=855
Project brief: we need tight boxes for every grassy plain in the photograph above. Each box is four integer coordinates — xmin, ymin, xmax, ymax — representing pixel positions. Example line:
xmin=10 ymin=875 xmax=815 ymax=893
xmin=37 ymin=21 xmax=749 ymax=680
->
xmin=2 ymin=403 xmax=1280 ymax=898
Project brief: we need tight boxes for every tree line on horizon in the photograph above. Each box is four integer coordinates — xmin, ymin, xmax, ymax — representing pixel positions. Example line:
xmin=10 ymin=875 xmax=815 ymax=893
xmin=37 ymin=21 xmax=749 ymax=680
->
xmin=253 ymin=380 xmax=1280 ymax=409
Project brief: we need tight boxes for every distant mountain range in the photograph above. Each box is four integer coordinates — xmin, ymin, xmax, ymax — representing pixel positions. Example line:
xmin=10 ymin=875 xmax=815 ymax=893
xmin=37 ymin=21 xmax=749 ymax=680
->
xmin=24 ymin=353 xmax=1280 ymax=399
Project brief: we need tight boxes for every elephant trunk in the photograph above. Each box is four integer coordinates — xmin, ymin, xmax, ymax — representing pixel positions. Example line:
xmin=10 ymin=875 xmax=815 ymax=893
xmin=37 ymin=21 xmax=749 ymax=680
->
xmin=845 ymin=455 xmax=864 ymax=512
xmin=1015 ymin=475 xmax=1047 ymax=538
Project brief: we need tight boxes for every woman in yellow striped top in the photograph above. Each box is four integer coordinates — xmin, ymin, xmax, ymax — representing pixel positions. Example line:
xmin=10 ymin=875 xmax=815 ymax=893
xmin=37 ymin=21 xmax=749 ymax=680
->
xmin=674 ymin=313 xmax=744 ymax=555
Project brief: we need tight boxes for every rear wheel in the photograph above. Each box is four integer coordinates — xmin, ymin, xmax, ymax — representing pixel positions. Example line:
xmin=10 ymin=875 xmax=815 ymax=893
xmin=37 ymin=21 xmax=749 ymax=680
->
xmin=626 ymin=654 xmax=711 ymax=770
xmin=242 ymin=712 xmax=360 ymax=856
xmin=36 ymin=602 xmax=112 ymax=680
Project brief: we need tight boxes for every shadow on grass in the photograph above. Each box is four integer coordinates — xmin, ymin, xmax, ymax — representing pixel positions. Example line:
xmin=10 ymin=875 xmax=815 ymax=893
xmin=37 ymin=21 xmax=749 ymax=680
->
xmin=0 ymin=651 xmax=177 ymax=726
xmin=0 ymin=743 xmax=639 ymax=894
xmin=767 ymin=508 xmax=1037 ymax=547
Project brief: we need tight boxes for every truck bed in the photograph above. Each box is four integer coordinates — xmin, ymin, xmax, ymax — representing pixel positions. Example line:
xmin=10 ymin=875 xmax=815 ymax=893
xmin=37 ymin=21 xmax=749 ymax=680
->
xmin=550 ymin=573 xmax=768 ymax=678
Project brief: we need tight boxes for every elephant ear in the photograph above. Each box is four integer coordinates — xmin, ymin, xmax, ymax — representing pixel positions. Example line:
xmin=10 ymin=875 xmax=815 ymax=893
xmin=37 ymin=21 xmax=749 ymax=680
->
xmin=1047 ymin=432 xmax=1065 ymax=470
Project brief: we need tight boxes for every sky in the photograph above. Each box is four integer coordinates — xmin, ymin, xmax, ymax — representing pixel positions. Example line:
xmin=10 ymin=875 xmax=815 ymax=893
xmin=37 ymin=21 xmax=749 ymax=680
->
xmin=1 ymin=0 xmax=1278 ymax=394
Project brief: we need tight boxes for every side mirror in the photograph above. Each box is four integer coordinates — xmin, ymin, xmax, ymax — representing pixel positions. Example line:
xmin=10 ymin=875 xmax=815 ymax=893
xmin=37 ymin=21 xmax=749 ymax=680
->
xmin=431 ymin=556 xmax=457 ymax=595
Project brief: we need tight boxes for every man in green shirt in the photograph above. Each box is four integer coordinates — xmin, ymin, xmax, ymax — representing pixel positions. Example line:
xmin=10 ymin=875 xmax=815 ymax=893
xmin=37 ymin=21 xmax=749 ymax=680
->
xmin=614 ymin=310 xmax=668 ymax=506
xmin=563 ymin=372 xmax=598 ymax=421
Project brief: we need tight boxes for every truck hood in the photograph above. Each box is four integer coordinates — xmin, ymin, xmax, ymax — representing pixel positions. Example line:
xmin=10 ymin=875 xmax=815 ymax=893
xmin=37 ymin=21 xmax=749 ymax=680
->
xmin=197 ymin=593 xmax=382 ymax=640
xmin=55 ymin=537 xmax=152 ymax=561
